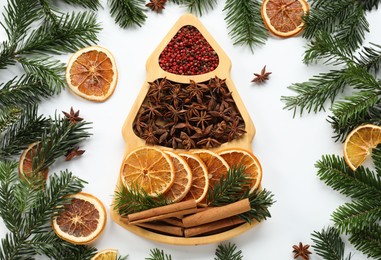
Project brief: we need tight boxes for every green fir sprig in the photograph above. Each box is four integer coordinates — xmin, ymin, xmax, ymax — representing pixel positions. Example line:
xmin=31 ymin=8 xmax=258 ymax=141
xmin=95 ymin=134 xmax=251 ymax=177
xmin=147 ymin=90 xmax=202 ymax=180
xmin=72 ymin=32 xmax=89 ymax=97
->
xmin=214 ymin=243 xmax=243 ymax=260
xmin=223 ymin=0 xmax=268 ymax=52
xmin=314 ymin=152 xmax=381 ymax=258
xmin=113 ymin=184 xmax=170 ymax=216
xmin=108 ymin=0 xmax=147 ymax=28
xmin=311 ymin=227 xmax=353 ymax=260
xmin=207 ymin=165 xmax=274 ymax=223
xmin=0 ymin=161 xmax=96 ymax=259
xmin=184 ymin=0 xmax=218 ymax=16
xmin=146 ymin=248 xmax=173 ymax=260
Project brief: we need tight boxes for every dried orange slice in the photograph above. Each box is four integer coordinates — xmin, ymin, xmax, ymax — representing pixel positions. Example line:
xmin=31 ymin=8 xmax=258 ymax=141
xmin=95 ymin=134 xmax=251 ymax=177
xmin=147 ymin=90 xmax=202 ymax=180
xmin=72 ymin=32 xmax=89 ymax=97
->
xmin=18 ymin=142 xmax=48 ymax=181
xmin=91 ymin=249 xmax=118 ymax=260
xmin=261 ymin=0 xmax=309 ymax=38
xmin=120 ymin=147 xmax=175 ymax=196
xmin=179 ymin=153 xmax=209 ymax=204
xmin=191 ymin=150 xmax=229 ymax=190
xmin=218 ymin=148 xmax=262 ymax=193
xmin=344 ymin=124 xmax=381 ymax=170
xmin=164 ymin=151 xmax=192 ymax=202
xmin=52 ymin=192 xmax=107 ymax=245
xmin=66 ymin=46 xmax=118 ymax=102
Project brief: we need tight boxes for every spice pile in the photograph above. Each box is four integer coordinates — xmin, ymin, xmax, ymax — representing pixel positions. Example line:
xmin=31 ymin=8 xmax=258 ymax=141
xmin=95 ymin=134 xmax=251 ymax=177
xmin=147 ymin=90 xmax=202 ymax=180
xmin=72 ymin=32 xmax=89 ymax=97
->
xmin=133 ymin=77 xmax=246 ymax=149
xmin=159 ymin=25 xmax=219 ymax=75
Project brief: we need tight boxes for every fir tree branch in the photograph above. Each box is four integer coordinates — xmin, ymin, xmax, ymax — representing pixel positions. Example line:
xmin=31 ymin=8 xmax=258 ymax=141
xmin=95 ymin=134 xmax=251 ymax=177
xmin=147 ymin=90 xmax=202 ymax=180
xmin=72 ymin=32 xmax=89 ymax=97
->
xmin=146 ymin=248 xmax=172 ymax=260
xmin=0 ymin=104 xmax=50 ymax=159
xmin=60 ymin=0 xmax=101 ymax=11
xmin=0 ymin=105 xmax=22 ymax=133
xmin=113 ymin=184 xmax=169 ymax=216
xmin=214 ymin=243 xmax=243 ymax=260
xmin=311 ymin=226 xmax=352 ymax=260
xmin=303 ymin=31 xmax=353 ymax=65
xmin=332 ymin=199 xmax=381 ymax=233
xmin=238 ymin=189 xmax=274 ymax=223
xmin=303 ymin=0 xmax=369 ymax=53
xmin=1 ymin=0 xmax=41 ymax=44
xmin=30 ymin=115 xmax=92 ymax=174
xmin=348 ymin=223 xmax=381 ymax=259
xmin=223 ymin=0 xmax=267 ymax=52
xmin=0 ymin=75 xmax=54 ymax=108
xmin=207 ymin=165 xmax=251 ymax=206
xmin=356 ymin=43 xmax=381 ymax=74
xmin=184 ymin=0 xmax=218 ymax=16
xmin=108 ymin=0 xmax=147 ymax=28
xmin=315 ymin=155 xmax=381 ymax=200
xmin=281 ymin=69 xmax=348 ymax=116
xmin=329 ymin=91 xmax=380 ymax=141
xmin=17 ymin=56 xmax=66 ymax=93
xmin=19 ymin=11 xmax=101 ymax=55
xmin=0 ymin=163 xmax=88 ymax=259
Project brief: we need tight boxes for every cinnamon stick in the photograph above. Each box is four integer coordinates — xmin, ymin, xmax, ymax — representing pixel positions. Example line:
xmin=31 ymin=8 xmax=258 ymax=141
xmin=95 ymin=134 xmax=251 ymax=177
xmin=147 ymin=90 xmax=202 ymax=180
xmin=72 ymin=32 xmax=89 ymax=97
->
xmin=184 ymin=216 xmax=245 ymax=237
xmin=127 ymin=199 xmax=197 ymax=222
xmin=182 ymin=198 xmax=251 ymax=228
xmin=161 ymin=217 xmax=184 ymax=227
xmin=129 ymin=208 xmax=197 ymax=224
xmin=136 ymin=222 xmax=184 ymax=237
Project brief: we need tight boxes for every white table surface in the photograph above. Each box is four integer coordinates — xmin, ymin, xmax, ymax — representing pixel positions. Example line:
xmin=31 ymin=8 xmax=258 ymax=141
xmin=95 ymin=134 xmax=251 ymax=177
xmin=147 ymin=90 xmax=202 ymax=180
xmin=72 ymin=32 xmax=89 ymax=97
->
xmin=1 ymin=1 xmax=381 ymax=259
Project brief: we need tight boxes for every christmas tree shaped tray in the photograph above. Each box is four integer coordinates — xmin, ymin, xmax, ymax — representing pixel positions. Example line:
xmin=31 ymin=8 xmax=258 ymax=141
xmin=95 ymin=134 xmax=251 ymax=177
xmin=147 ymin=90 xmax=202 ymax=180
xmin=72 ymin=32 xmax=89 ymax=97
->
xmin=111 ymin=14 xmax=258 ymax=245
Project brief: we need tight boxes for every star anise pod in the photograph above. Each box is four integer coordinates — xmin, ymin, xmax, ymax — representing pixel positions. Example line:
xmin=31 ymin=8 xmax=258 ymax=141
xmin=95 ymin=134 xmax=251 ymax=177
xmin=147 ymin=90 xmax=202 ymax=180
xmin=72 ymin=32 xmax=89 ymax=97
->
xmin=65 ymin=147 xmax=85 ymax=161
xmin=292 ymin=242 xmax=312 ymax=260
xmin=146 ymin=0 xmax=167 ymax=13
xmin=252 ymin=65 xmax=272 ymax=84
xmin=63 ymin=107 xmax=83 ymax=124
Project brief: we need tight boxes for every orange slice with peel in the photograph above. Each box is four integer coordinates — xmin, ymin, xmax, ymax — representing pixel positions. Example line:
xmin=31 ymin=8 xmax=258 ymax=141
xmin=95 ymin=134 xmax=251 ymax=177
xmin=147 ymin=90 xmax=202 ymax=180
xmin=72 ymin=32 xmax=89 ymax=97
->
xmin=344 ymin=124 xmax=381 ymax=170
xmin=18 ymin=142 xmax=48 ymax=182
xmin=120 ymin=147 xmax=175 ymax=197
xmin=66 ymin=46 xmax=118 ymax=102
xmin=261 ymin=0 xmax=309 ymax=38
xmin=52 ymin=192 xmax=107 ymax=245
xmin=164 ymin=151 xmax=192 ymax=202
xmin=91 ymin=249 xmax=118 ymax=260
xmin=179 ymin=153 xmax=209 ymax=204
xmin=191 ymin=150 xmax=229 ymax=190
xmin=218 ymin=148 xmax=262 ymax=193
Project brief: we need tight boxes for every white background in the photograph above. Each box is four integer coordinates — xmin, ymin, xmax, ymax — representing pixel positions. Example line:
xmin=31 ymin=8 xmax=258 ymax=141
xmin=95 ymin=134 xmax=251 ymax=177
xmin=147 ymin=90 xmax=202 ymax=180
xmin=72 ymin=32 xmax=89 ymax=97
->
xmin=1 ymin=1 xmax=381 ymax=259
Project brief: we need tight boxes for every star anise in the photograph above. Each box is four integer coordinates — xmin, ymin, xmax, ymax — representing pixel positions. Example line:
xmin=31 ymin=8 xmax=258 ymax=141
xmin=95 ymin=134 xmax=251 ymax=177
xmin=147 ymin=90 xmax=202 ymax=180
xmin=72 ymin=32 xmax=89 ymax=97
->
xmin=180 ymin=132 xmax=196 ymax=150
xmin=252 ymin=65 xmax=272 ymax=84
xmin=63 ymin=107 xmax=83 ymax=124
xmin=197 ymin=137 xmax=221 ymax=149
xmin=141 ymin=124 xmax=166 ymax=145
xmin=141 ymin=101 xmax=163 ymax=119
xmin=147 ymin=77 xmax=170 ymax=102
xmin=164 ymin=104 xmax=186 ymax=124
xmin=186 ymin=80 xmax=209 ymax=103
xmin=227 ymin=117 xmax=246 ymax=141
xmin=209 ymin=76 xmax=227 ymax=95
xmin=65 ymin=147 xmax=85 ymax=161
xmin=209 ymin=103 xmax=232 ymax=122
xmin=146 ymin=0 xmax=167 ymax=13
xmin=292 ymin=242 xmax=312 ymax=260
xmin=190 ymin=110 xmax=212 ymax=130
xmin=163 ymin=84 xmax=187 ymax=108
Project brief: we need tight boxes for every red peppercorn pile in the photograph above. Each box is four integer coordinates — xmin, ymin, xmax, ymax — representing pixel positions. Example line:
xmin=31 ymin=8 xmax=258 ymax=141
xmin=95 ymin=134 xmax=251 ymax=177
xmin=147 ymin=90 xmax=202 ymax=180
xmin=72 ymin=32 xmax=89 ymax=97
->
xmin=159 ymin=25 xmax=219 ymax=75
xmin=133 ymin=77 xmax=246 ymax=150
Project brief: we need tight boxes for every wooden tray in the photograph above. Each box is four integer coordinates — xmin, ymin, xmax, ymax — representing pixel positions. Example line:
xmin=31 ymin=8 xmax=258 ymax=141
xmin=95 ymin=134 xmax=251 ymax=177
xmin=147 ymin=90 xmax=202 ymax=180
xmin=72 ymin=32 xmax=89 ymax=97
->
xmin=110 ymin=14 xmax=257 ymax=245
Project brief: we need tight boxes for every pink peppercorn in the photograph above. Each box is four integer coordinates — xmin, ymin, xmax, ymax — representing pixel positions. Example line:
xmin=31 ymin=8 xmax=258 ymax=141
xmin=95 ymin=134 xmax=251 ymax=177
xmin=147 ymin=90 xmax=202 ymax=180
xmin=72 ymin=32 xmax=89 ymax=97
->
xmin=159 ymin=25 xmax=219 ymax=75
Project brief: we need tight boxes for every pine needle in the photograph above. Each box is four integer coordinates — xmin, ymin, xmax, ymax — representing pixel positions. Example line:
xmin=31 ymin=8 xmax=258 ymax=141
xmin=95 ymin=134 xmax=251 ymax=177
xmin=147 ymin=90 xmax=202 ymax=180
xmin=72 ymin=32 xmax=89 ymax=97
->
xmin=223 ymin=0 xmax=267 ymax=52
xmin=214 ymin=243 xmax=243 ymax=260
xmin=113 ymin=184 xmax=169 ymax=216
xmin=108 ymin=0 xmax=147 ymax=28
xmin=184 ymin=0 xmax=218 ymax=16
xmin=146 ymin=248 xmax=172 ymax=260
xmin=349 ymin=223 xmax=381 ymax=259
xmin=311 ymin=226 xmax=352 ymax=260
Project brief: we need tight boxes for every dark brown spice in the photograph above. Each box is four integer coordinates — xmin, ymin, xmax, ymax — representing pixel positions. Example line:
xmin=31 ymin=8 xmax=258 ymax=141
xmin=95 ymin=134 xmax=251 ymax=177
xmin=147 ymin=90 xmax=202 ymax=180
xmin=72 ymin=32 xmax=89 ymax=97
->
xmin=292 ymin=242 xmax=312 ymax=260
xmin=133 ymin=77 xmax=246 ymax=149
xmin=62 ymin=107 xmax=83 ymax=124
xmin=252 ymin=65 xmax=272 ymax=84
xmin=146 ymin=0 xmax=166 ymax=12
xmin=65 ymin=147 xmax=85 ymax=161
